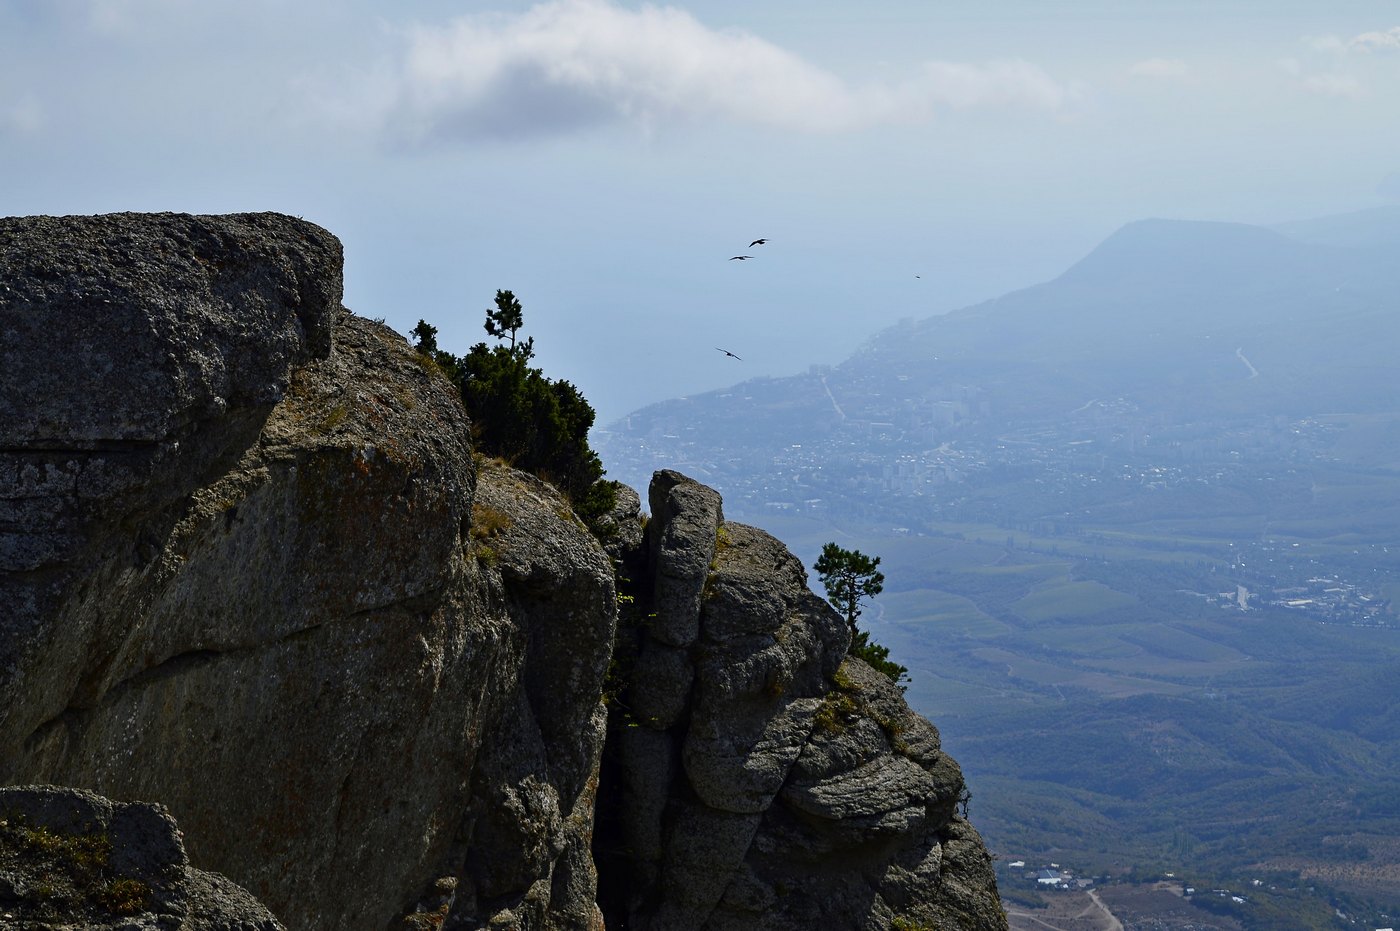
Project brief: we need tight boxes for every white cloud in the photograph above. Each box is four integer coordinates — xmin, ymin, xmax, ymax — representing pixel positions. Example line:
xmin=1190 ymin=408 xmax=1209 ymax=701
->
xmin=1128 ymin=58 xmax=1189 ymax=80
xmin=83 ymin=0 xmax=192 ymax=34
xmin=1308 ymin=26 xmax=1400 ymax=55
xmin=1348 ymin=26 xmax=1400 ymax=53
xmin=1279 ymin=46 xmax=1369 ymax=99
xmin=1299 ymin=73 xmax=1365 ymax=97
xmin=0 ymin=94 xmax=43 ymax=137
xmin=376 ymin=0 xmax=1076 ymax=144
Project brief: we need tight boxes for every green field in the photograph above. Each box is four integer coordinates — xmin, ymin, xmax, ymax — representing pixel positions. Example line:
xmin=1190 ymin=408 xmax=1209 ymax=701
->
xmin=730 ymin=460 xmax=1400 ymax=926
xmin=876 ymin=588 xmax=1007 ymax=635
xmin=1011 ymin=579 xmax=1139 ymax=621
xmin=770 ymin=505 xmax=1400 ymax=927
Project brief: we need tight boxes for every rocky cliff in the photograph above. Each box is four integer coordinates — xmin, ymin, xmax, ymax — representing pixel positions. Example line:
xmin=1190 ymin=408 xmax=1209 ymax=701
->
xmin=1 ymin=784 xmax=286 ymax=929
xmin=0 ymin=212 xmax=1005 ymax=931
xmin=594 ymin=474 xmax=1004 ymax=931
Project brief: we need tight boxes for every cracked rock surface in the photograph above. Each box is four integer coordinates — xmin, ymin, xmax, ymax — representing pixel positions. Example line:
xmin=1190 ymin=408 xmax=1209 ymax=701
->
xmin=0 ymin=784 xmax=285 ymax=930
xmin=2 ymin=211 xmax=1004 ymax=931
xmin=0 ymin=212 xmax=615 ymax=931
xmin=597 ymin=472 xmax=1008 ymax=931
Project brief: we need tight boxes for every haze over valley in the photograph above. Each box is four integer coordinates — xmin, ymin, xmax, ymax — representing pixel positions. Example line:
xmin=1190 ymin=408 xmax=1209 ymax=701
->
xmin=599 ymin=206 xmax=1400 ymax=929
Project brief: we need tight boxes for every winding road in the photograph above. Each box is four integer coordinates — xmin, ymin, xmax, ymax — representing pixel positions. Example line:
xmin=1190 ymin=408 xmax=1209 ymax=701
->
xmin=1005 ymin=888 xmax=1123 ymax=931
xmin=819 ymin=375 xmax=846 ymax=420
xmin=1085 ymin=890 xmax=1124 ymax=931
xmin=1235 ymin=347 xmax=1259 ymax=379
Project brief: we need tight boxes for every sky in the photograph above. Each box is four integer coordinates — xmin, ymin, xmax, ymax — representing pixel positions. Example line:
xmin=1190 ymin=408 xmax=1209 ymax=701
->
xmin=4 ymin=0 xmax=1400 ymax=425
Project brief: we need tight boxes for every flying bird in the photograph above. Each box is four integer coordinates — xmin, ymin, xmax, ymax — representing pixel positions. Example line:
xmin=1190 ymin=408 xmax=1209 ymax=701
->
xmin=716 ymin=347 xmax=742 ymax=360
xmin=749 ymin=238 xmax=768 ymax=247
xmin=729 ymin=255 xmax=753 ymax=261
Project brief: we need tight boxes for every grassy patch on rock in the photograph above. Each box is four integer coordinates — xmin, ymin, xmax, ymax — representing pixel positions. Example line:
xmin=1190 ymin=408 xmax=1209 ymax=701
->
xmin=0 ymin=816 xmax=152 ymax=919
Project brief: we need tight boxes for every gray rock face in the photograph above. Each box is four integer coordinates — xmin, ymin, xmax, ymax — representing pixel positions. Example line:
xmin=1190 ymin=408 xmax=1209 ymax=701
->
xmin=0 ymin=211 xmax=339 ymax=449
xmin=1 ymin=212 xmax=1003 ymax=931
xmin=0 ymin=212 xmax=343 ymax=747
xmin=0 ymin=212 xmax=615 ymax=931
xmin=600 ymin=472 xmax=1008 ymax=931
xmin=595 ymin=481 xmax=643 ymax=567
xmin=647 ymin=470 xmax=722 ymax=649
xmin=454 ymin=462 xmax=615 ymax=931
xmin=0 ymin=784 xmax=285 ymax=930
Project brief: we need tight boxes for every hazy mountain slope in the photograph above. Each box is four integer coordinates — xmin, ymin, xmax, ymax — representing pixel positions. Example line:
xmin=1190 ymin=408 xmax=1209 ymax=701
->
xmin=1274 ymin=204 xmax=1400 ymax=250
xmin=858 ymin=217 xmax=1400 ymax=420
xmin=596 ymin=208 xmax=1400 ymax=926
xmin=606 ymin=212 xmax=1400 ymax=479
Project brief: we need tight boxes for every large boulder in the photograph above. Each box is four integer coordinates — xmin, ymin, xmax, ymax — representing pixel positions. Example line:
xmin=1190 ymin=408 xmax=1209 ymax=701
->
xmin=454 ymin=462 xmax=616 ymax=931
xmin=0 ymin=784 xmax=285 ymax=930
xmin=599 ymin=471 xmax=1008 ymax=931
xmin=1 ymin=211 xmax=343 ymax=744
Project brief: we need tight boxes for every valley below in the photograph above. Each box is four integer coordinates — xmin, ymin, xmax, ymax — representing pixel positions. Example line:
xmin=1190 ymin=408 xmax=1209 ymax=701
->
xmin=598 ymin=210 xmax=1400 ymax=931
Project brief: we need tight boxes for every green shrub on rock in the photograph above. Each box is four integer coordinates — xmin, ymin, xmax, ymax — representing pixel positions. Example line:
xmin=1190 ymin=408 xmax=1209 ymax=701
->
xmin=415 ymin=290 xmax=617 ymax=528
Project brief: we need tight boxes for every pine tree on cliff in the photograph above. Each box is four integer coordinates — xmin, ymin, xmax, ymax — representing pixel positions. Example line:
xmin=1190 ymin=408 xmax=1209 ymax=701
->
xmin=412 ymin=319 xmax=439 ymax=355
xmin=412 ymin=319 xmax=462 ymax=382
xmin=814 ymin=543 xmax=909 ymax=688
xmin=416 ymin=291 xmax=616 ymax=526
xmin=483 ymin=288 xmax=528 ymax=355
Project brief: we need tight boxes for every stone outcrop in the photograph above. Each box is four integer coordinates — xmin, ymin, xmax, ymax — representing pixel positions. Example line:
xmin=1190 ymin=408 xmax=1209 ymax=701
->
xmin=1 ymin=211 xmax=1005 ymax=931
xmin=1 ymin=211 xmax=344 ymax=742
xmin=453 ymin=462 xmax=615 ymax=931
xmin=0 ymin=784 xmax=285 ymax=930
xmin=597 ymin=473 xmax=1007 ymax=931
xmin=0 ymin=213 xmax=615 ymax=931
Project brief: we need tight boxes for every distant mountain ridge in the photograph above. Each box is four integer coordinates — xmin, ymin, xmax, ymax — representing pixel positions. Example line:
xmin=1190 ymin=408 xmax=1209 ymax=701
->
xmin=882 ymin=213 xmax=1397 ymax=414
xmin=1273 ymin=204 xmax=1400 ymax=250
xmin=605 ymin=207 xmax=1400 ymax=461
xmin=593 ymin=207 xmax=1400 ymax=927
xmin=1054 ymin=217 xmax=1346 ymax=296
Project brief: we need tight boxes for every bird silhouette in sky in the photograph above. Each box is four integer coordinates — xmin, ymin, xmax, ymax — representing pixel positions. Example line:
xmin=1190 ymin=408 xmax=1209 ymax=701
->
xmin=749 ymin=238 xmax=768 ymax=247
xmin=716 ymin=347 xmax=742 ymax=360
xmin=729 ymin=255 xmax=752 ymax=261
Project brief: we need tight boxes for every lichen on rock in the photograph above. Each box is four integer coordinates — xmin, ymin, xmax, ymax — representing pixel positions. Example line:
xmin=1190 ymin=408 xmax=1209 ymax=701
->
xmin=0 ymin=212 xmax=616 ymax=931
xmin=0 ymin=784 xmax=285 ymax=930
xmin=1 ymin=211 xmax=1005 ymax=931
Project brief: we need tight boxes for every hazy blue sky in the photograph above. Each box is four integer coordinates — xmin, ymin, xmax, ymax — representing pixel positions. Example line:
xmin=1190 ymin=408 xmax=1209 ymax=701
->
xmin=4 ymin=0 xmax=1399 ymax=423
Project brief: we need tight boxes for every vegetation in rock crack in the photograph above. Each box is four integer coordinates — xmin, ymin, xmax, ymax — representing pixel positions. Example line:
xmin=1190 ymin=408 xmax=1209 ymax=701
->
xmin=890 ymin=917 xmax=937 ymax=931
xmin=814 ymin=689 xmax=861 ymax=735
xmin=0 ymin=816 xmax=151 ymax=917
xmin=469 ymin=502 xmax=512 ymax=540
xmin=467 ymin=501 xmax=512 ymax=566
xmin=413 ymin=291 xmax=618 ymax=528
xmin=814 ymin=542 xmax=909 ymax=688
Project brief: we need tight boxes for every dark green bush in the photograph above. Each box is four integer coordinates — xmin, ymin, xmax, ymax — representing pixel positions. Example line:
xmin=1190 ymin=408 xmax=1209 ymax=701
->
xmin=414 ymin=290 xmax=616 ymax=528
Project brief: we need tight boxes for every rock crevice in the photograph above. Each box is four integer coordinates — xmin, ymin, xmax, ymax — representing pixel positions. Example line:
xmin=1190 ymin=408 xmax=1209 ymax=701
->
xmin=1 ymin=211 xmax=1005 ymax=931
xmin=596 ymin=474 xmax=1006 ymax=930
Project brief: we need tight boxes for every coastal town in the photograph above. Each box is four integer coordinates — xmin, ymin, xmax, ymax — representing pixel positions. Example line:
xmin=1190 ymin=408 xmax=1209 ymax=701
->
xmin=600 ymin=391 xmax=1400 ymax=631
xmin=996 ymin=857 xmax=1398 ymax=931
